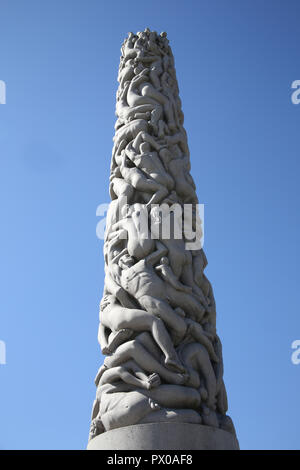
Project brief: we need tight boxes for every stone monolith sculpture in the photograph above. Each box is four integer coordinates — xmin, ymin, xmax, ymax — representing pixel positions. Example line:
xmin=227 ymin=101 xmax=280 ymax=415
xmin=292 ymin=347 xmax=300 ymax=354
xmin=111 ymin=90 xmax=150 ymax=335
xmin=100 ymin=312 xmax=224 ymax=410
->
xmin=87 ymin=29 xmax=239 ymax=450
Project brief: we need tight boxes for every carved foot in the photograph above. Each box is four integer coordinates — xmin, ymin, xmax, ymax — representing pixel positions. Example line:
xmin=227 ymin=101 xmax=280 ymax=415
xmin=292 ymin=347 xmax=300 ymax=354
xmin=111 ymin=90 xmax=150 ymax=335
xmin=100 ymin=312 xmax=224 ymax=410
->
xmin=106 ymin=329 xmax=133 ymax=354
xmin=172 ymin=372 xmax=189 ymax=385
xmin=174 ymin=307 xmax=186 ymax=318
xmin=94 ymin=364 xmax=108 ymax=385
xmin=146 ymin=372 xmax=161 ymax=389
xmin=89 ymin=417 xmax=105 ymax=440
xmin=165 ymin=356 xmax=186 ymax=374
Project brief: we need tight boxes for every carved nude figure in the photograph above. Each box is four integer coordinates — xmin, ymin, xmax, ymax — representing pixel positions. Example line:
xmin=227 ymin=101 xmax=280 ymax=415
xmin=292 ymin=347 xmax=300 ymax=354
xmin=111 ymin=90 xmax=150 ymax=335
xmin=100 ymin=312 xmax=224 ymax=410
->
xmin=124 ymin=140 xmax=174 ymax=191
xmin=184 ymin=317 xmax=219 ymax=363
xmin=107 ymin=203 xmax=155 ymax=259
xmin=89 ymin=30 xmax=237 ymax=445
xmin=98 ymin=362 xmax=161 ymax=390
xmin=115 ymin=81 xmax=154 ymax=126
xmin=117 ymin=59 xmax=144 ymax=89
xmin=107 ymin=243 xmax=207 ymax=339
xmin=118 ymin=152 xmax=169 ymax=206
xmin=99 ymin=293 xmax=184 ymax=372
xmin=90 ymin=381 xmax=201 ymax=438
xmin=178 ymin=342 xmax=217 ymax=410
xmin=154 ymin=257 xmax=192 ymax=293
xmin=99 ymin=335 xmax=186 ymax=385
xmin=91 ymin=385 xmax=161 ymax=435
xmin=127 ymin=70 xmax=176 ymax=133
xmin=150 ymin=206 xmax=208 ymax=307
xmin=159 ymin=146 xmax=198 ymax=203
xmin=112 ymin=119 xmax=149 ymax=168
xmin=98 ymin=323 xmax=133 ymax=355
xmin=109 ymin=168 xmax=135 ymax=202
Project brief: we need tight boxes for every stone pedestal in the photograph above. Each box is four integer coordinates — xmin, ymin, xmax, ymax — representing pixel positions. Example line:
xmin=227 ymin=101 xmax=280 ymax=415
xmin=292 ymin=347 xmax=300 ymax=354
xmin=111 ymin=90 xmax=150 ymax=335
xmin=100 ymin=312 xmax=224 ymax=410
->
xmin=87 ymin=423 xmax=239 ymax=450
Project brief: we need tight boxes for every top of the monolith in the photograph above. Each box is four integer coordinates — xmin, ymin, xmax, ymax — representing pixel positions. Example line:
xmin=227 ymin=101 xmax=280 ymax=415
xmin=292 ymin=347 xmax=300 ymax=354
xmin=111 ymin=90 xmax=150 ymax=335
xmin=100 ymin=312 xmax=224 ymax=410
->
xmin=120 ymin=29 xmax=171 ymax=57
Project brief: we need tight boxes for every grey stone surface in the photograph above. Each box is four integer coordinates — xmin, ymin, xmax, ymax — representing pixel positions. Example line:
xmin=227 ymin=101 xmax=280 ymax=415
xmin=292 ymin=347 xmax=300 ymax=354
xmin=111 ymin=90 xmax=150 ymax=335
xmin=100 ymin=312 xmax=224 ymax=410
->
xmin=88 ymin=29 xmax=238 ymax=449
xmin=87 ymin=423 xmax=239 ymax=450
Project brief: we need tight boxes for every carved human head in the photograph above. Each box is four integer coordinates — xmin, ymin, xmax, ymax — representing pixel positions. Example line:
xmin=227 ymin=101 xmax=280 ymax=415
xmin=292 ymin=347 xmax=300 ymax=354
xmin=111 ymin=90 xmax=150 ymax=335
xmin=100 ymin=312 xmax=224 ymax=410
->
xmin=140 ymin=142 xmax=151 ymax=153
xmin=159 ymin=147 xmax=173 ymax=163
xmin=119 ymin=253 xmax=135 ymax=269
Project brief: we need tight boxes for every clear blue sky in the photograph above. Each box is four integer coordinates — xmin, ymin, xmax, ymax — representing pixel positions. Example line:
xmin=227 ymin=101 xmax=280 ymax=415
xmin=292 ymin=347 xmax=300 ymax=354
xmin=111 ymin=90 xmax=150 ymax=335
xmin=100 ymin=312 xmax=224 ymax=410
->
xmin=1 ymin=0 xmax=299 ymax=450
